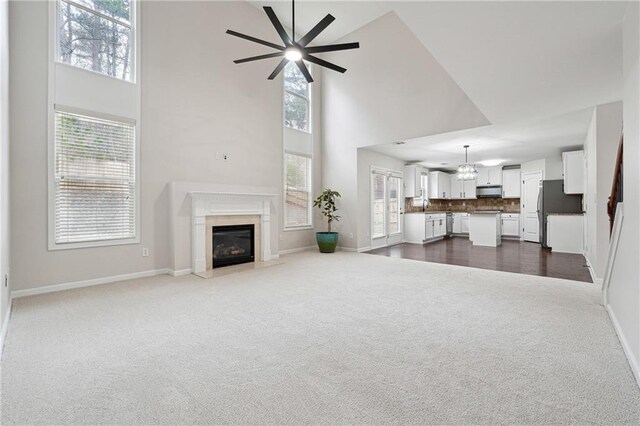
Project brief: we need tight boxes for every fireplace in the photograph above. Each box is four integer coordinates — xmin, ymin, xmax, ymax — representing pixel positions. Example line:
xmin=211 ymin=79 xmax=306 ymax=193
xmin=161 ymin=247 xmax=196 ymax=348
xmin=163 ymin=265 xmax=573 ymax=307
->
xmin=212 ymin=224 xmax=255 ymax=268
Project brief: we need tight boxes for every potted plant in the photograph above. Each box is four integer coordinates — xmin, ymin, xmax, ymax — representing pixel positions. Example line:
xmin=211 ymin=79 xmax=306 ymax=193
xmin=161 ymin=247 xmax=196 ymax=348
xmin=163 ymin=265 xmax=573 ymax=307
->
xmin=313 ymin=188 xmax=341 ymax=253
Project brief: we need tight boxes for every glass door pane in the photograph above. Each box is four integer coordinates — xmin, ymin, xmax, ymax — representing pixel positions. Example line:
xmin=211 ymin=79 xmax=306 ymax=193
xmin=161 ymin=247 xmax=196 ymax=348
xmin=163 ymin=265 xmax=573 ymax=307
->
xmin=371 ymin=173 xmax=386 ymax=239
xmin=388 ymin=175 xmax=401 ymax=235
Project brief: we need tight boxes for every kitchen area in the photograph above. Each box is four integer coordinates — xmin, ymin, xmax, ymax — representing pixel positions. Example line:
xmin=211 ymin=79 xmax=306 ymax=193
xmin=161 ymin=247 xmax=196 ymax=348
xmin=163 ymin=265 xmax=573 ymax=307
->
xmin=401 ymin=149 xmax=586 ymax=254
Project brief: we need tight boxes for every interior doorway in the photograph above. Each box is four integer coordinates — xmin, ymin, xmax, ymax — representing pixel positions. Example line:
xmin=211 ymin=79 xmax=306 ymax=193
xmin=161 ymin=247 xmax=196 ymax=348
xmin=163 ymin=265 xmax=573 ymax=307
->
xmin=522 ymin=171 xmax=543 ymax=242
xmin=371 ymin=168 xmax=403 ymax=249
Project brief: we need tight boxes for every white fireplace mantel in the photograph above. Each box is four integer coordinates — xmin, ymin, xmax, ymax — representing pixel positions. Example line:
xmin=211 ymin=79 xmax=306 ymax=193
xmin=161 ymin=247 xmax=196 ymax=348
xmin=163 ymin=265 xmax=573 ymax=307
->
xmin=189 ymin=191 xmax=277 ymax=274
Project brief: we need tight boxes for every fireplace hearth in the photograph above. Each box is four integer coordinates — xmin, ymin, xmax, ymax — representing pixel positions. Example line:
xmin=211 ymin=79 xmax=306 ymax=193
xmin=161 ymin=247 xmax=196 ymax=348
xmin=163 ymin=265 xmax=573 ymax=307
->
xmin=212 ymin=224 xmax=255 ymax=268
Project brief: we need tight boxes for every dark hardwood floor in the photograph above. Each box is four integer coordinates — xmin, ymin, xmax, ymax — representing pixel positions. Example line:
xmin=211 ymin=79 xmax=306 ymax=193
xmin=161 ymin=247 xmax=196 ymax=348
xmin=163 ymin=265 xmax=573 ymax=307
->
xmin=366 ymin=237 xmax=593 ymax=283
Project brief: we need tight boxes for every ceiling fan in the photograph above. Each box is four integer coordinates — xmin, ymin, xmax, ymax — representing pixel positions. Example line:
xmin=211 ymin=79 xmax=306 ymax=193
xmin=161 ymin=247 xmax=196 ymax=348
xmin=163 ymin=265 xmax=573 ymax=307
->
xmin=226 ymin=0 xmax=360 ymax=83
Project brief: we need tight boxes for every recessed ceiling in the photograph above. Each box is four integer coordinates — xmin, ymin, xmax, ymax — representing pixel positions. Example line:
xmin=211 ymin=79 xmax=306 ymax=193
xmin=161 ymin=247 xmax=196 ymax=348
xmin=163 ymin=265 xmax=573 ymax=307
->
xmin=366 ymin=108 xmax=595 ymax=170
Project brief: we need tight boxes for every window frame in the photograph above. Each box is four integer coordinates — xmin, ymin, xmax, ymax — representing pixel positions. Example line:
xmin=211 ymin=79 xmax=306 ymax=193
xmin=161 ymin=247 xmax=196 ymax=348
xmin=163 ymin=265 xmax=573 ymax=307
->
xmin=55 ymin=0 xmax=137 ymax=84
xmin=283 ymin=151 xmax=313 ymax=231
xmin=283 ymin=62 xmax=311 ymax=134
xmin=48 ymin=105 xmax=140 ymax=250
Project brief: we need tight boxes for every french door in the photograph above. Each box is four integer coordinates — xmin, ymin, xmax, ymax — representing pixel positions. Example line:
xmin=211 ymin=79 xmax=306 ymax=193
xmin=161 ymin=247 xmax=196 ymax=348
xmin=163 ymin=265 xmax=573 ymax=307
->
xmin=371 ymin=168 xmax=403 ymax=249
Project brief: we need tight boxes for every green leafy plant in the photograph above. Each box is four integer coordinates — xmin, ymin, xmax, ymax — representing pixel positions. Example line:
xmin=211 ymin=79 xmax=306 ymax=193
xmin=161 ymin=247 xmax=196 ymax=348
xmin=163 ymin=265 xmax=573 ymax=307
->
xmin=313 ymin=188 xmax=341 ymax=232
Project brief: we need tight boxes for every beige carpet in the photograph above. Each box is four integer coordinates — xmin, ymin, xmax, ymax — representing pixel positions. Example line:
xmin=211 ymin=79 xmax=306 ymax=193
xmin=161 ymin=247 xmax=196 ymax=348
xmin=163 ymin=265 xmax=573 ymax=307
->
xmin=1 ymin=251 xmax=639 ymax=424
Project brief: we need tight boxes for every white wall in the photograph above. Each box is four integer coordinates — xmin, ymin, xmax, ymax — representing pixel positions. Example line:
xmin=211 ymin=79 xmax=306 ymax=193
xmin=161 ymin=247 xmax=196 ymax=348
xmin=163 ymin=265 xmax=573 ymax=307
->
xmin=322 ymin=12 xmax=489 ymax=249
xmin=584 ymin=102 xmax=622 ymax=281
xmin=356 ymin=148 xmax=406 ymax=250
xmin=9 ymin=1 xmax=320 ymax=292
xmin=0 ymin=0 xmax=10 ymax=335
xmin=520 ymin=159 xmax=546 ymax=177
xmin=607 ymin=1 xmax=640 ymax=385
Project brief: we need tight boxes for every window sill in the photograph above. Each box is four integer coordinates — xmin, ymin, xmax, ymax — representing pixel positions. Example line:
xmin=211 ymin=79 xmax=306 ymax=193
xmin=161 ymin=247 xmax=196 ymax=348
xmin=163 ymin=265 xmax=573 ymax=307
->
xmin=284 ymin=125 xmax=312 ymax=136
xmin=283 ymin=225 xmax=314 ymax=232
xmin=48 ymin=236 xmax=140 ymax=251
xmin=54 ymin=61 xmax=136 ymax=85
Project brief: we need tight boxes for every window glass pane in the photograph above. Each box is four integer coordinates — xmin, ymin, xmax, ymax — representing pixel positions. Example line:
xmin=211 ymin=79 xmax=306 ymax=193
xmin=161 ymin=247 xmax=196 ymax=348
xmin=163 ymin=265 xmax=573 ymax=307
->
xmin=284 ymin=92 xmax=309 ymax=132
xmin=388 ymin=176 xmax=400 ymax=234
xmin=55 ymin=111 xmax=135 ymax=244
xmin=72 ymin=0 xmax=131 ymax=23
xmin=285 ymin=153 xmax=311 ymax=227
xmin=284 ymin=62 xmax=308 ymax=97
xmin=372 ymin=173 xmax=385 ymax=238
xmin=59 ymin=0 xmax=133 ymax=81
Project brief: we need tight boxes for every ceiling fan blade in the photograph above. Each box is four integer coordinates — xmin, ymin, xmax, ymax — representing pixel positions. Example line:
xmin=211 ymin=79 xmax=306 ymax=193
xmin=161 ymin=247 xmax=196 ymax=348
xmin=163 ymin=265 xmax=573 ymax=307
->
xmin=297 ymin=14 xmax=335 ymax=47
xmin=295 ymin=60 xmax=314 ymax=83
xmin=305 ymin=42 xmax=360 ymax=54
xmin=226 ymin=29 xmax=285 ymax=51
xmin=234 ymin=52 xmax=285 ymax=64
xmin=303 ymin=54 xmax=347 ymax=74
xmin=267 ymin=58 xmax=289 ymax=80
xmin=263 ymin=7 xmax=292 ymax=46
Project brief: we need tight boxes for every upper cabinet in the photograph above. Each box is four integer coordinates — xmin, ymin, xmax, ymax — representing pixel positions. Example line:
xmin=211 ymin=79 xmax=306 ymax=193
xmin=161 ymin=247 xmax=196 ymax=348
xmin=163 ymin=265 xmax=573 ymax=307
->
xmin=502 ymin=169 xmax=521 ymax=198
xmin=562 ymin=150 xmax=585 ymax=194
xmin=476 ymin=166 xmax=503 ymax=187
xmin=449 ymin=175 xmax=477 ymax=199
xmin=404 ymin=165 xmax=427 ymax=198
xmin=428 ymin=171 xmax=451 ymax=199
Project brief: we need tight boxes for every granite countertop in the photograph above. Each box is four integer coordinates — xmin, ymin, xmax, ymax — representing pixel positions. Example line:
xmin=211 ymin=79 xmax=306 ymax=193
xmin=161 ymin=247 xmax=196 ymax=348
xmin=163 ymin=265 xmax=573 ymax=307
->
xmin=405 ymin=211 xmax=449 ymax=214
xmin=547 ymin=212 xmax=585 ymax=216
xmin=470 ymin=210 xmax=502 ymax=214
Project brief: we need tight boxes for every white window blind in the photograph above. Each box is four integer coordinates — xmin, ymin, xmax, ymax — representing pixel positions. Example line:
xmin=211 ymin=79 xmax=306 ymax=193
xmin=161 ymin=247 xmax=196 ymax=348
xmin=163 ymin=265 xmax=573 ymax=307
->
xmin=284 ymin=153 xmax=312 ymax=228
xmin=54 ymin=110 xmax=136 ymax=244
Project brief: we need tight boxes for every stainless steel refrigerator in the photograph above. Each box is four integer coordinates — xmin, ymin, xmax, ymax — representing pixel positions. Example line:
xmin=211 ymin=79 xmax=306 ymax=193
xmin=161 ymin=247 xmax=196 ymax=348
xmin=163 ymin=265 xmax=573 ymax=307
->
xmin=537 ymin=180 xmax=583 ymax=248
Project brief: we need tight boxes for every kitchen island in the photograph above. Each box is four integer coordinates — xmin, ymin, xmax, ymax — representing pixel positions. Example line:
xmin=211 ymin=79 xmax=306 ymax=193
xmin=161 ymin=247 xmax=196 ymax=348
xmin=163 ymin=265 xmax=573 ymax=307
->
xmin=469 ymin=211 xmax=502 ymax=247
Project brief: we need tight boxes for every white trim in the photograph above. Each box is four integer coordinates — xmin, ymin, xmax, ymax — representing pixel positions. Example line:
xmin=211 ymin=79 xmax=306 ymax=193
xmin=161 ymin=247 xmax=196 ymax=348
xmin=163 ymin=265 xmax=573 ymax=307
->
xmin=168 ymin=268 xmax=192 ymax=277
xmin=605 ymin=303 xmax=640 ymax=388
xmin=357 ymin=246 xmax=371 ymax=253
xmin=602 ymin=203 xmax=624 ymax=305
xmin=270 ymin=254 xmax=280 ymax=260
xmin=11 ymin=268 xmax=169 ymax=299
xmin=585 ymin=257 xmax=603 ymax=286
xmin=0 ymin=296 xmax=12 ymax=356
xmin=279 ymin=245 xmax=315 ymax=255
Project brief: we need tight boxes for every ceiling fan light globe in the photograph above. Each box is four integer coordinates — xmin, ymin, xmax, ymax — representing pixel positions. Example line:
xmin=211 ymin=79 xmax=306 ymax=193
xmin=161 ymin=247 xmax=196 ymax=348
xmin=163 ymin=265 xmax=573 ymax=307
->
xmin=285 ymin=48 xmax=303 ymax=61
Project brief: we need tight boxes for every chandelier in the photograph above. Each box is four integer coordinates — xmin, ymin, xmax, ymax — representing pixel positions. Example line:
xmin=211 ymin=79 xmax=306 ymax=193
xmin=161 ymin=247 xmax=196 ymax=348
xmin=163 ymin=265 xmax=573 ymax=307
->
xmin=457 ymin=145 xmax=478 ymax=181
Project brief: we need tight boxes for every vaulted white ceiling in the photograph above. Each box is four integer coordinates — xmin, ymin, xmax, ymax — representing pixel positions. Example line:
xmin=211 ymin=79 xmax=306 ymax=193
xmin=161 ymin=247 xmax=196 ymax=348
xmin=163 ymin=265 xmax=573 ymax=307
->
xmin=248 ymin=1 xmax=626 ymax=164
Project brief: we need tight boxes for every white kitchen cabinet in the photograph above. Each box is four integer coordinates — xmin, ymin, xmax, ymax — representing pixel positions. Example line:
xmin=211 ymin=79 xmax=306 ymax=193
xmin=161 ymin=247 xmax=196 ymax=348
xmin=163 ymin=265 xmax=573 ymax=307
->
xmin=502 ymin=169 xmax=521 ymax=198
xmin=450 ymin=175 xmax=476 ymax=199
xmin=501 ymin=213 xmax=520 ymax=237
xmin=434 ymin=217 xmax=446 ymax=237
xmin=424 ymin=219 xmax=434 ymax=240
xmin=404 ymin=165 xmax=426 ymax=198
xmin=403 ymin=213 xmax=426 ymax=244
xmin=547 ymin=214 xmax=584 ymax=253
xmin=452 ymin=213 xmax=462 ymax=233
xmin=453 ymin=213 xmax=469 ymax=234
xmin=450 ymin=175 xmax=463 ymax=199
xmin=463 ymin=179 xmax=477 ymax=199
xmin=476 ymin=166 xmax=503 ymax=187
xmin=562 ymin=150 xmax=585 ymax=194
xmin=428 ymin=172 xmax=451 ymax=199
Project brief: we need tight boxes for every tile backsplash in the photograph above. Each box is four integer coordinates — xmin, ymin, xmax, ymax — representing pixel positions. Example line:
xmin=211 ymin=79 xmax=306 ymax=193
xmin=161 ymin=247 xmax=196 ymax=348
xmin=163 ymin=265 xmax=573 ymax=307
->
xmin=405 ymin=198 xmax=521 ymax=213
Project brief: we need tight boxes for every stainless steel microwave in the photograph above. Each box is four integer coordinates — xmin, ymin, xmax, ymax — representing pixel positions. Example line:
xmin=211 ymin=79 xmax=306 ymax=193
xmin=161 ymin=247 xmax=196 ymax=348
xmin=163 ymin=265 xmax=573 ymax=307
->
xmin=476 ymin=186 xmax=503 ymax=198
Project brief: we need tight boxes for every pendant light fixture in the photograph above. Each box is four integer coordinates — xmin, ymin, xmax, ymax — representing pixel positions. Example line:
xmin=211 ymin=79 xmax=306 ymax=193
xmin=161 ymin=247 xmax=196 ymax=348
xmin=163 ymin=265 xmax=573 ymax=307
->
xmin=457 ymin=145 xmax=478 ymax=181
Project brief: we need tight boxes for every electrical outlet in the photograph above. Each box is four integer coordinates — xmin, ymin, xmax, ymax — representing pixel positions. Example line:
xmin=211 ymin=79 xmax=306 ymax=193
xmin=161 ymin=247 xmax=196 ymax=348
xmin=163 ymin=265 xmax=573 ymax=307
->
xmin=349 ymin=233 xmax=354 ymax=239
xmin=223 ymin=154 xmax=228 ymax=161
xmin=142 ymin=248 xmax=149 ymax=257
xmin=4 ymin=274 xmax=6 ymax=288
xmin=215 ymin=152 xmax=222 ymax=160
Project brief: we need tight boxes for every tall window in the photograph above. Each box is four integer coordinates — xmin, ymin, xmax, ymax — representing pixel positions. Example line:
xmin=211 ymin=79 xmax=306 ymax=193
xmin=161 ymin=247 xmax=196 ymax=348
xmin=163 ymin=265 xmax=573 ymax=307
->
xmin=284 ymin=153 xmax=312 ymax=228
xmin=53 ymin=110 xmax=136 ymax=245
xmin=58 ymin=0 xmax=134 ymax=81
xmin=284 ymin=62 xmax=310 ymax=132
xmin=284 ymin=62 xmax=313 ymax=229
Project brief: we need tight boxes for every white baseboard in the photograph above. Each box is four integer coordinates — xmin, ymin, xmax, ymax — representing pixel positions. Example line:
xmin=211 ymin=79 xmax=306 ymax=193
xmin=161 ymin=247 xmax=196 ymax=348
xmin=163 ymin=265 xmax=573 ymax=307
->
xmin=336 ymin=246 xmax=357 ymax=252
xmin=357 ymin=246 xmax=371 ymax=253
xmin=585 ymin=257 xmax=603 ymax=286
xmin=270 ymin=254 xmax=280 ymax=260
xmin=0 ymin=296 xmax=12 ymax=356
xmin=279 ymin=246 xmax=315 ymax=256
xmin=168 ymin=268 xmax=192 ymax=277
xmin=11 ymin=268 xmax=171 ymax=299
xmin=606 ymin=303 xmax=640 ymax=388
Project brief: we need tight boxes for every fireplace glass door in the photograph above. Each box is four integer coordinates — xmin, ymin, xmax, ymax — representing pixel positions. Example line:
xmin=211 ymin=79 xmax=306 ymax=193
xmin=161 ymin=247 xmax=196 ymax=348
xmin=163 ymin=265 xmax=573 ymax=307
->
xmin=212 ymin=224 xmax=255 ymax=268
